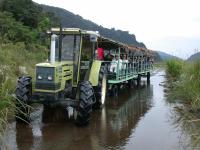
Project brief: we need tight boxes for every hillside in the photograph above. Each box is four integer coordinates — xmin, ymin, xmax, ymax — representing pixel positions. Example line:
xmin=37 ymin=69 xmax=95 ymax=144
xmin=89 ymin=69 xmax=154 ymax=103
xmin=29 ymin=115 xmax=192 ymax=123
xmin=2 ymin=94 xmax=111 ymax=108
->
xmin=157 ymin=51 xmax=180 ymax=61
xmin=187 ymin=52 xmax=200 ymax=62
xmin=41 ymin=5 xmax=146 ymax=48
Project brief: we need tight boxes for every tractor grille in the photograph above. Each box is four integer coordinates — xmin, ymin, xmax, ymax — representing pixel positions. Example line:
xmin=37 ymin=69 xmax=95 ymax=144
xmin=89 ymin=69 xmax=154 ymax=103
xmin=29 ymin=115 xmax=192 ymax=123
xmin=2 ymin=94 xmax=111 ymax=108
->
xmin=35 ymin=82 xmax=61 ymax=90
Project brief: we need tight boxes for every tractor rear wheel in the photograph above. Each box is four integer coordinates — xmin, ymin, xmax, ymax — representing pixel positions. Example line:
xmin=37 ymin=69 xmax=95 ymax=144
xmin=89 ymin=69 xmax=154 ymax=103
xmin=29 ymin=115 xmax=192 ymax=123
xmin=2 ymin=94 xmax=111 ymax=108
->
xmin=75 ymin=81 xmax=94 ymax=126
xmin=94 ymin=66 xmax=107 ymax=109
xmin=15 ymin=76 xmax=32 ymax=122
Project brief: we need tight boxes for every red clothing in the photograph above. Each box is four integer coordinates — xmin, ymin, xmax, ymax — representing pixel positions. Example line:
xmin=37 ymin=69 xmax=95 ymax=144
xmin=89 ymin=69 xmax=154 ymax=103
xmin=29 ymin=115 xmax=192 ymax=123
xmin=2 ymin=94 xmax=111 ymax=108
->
xmin=97 ymin=48 xmax=104 ymax=60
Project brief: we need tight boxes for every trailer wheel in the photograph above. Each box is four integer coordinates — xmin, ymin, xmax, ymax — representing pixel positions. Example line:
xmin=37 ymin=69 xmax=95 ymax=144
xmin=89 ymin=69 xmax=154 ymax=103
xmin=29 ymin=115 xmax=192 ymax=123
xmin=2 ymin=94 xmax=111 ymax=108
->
xmin=113 ymin=84 xmax=119 ymax=97
xmin=76 ymin=81 xmax=93 ymax=126
xmin=137 ymin=74 xmax=141 ymax=87
xmin=94 ymin=66 xmax=107 ymax=109
xmin=15 ymin=76 xmax=32 ymax=122
xmin=147 ymin=72 xmax=150 ymax=84
xmin=128 ymin=79 xmax=134 ymax=88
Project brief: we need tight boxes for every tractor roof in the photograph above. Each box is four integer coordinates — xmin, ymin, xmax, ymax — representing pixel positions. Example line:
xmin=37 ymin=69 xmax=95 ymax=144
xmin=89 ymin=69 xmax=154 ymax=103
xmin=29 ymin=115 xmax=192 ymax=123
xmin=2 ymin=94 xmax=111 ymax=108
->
xmin=50 ymin=28 xmax=100 ymax=36
xmin=49 ymin=28 xmax=154 ymax=56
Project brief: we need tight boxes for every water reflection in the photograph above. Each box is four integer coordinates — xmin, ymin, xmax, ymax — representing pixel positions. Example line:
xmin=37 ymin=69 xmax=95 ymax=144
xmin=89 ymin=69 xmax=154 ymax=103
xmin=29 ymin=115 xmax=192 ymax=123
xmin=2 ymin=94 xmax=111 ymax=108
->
xmin=9 ymin=80 xmax=153 ymax=150
xmin=99 ymin=82 xmax=153 ymax=149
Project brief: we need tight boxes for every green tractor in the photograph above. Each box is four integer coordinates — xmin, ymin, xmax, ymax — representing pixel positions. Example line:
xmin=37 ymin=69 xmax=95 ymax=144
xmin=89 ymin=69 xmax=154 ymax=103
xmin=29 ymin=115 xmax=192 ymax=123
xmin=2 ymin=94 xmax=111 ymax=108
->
xmin=15 ymin=28 xmax=107 ymax=125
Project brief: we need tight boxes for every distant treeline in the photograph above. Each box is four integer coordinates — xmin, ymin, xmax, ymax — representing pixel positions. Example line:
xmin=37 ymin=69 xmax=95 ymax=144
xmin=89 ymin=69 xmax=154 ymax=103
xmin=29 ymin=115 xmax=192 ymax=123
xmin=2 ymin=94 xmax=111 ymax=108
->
xmin=0 ymin=0 xmax=146 ymax=48
xmin=41 ymin=5 xmax=146 ymax=48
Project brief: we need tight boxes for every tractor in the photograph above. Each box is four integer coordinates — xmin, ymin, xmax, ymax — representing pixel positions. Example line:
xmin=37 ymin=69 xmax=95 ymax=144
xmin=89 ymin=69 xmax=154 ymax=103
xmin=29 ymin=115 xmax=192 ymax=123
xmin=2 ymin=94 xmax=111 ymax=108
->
xmin=15 ymin=28 xmax=107 ymax=125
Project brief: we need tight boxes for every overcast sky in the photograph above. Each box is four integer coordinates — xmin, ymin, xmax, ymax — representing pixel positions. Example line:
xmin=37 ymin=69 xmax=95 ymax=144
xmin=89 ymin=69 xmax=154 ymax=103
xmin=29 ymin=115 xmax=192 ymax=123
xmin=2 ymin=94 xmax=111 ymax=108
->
xmin=33 ymin=0 xmax=200 ymax=59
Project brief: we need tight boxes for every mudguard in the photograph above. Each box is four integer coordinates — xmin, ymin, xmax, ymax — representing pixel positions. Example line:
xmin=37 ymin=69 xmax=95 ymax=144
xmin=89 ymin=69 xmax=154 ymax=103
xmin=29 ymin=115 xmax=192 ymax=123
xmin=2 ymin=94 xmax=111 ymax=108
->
xmin=89 ymin=60 xmax=102 ymax=86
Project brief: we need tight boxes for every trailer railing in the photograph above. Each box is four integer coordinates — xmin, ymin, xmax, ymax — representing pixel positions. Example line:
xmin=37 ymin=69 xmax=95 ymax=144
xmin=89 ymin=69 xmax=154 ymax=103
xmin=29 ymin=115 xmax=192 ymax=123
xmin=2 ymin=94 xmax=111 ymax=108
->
xmin=103 ymin=60 xmax=153 ymax=83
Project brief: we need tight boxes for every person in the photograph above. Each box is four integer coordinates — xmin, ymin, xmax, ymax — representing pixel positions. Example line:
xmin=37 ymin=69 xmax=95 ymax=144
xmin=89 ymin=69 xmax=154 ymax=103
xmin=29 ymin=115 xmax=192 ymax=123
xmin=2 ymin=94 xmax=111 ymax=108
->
xmin=109 ymin=54 xmax=122 ymax=73
xmin=117 ymin=55 xmax=123 ymax=74
xmin=122 ymin=54 xmax=128 ymax=70
xmin=97 ymin=47 xmax=104 ymax=60
xmin=110 ymin=54 xmax=117 ymax=73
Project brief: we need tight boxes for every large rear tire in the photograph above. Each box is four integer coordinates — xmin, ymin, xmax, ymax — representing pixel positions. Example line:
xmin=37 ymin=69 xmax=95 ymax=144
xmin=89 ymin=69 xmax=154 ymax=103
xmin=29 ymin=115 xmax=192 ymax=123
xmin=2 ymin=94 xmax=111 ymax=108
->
xmin=75 ymin=81 xmax=94 ymax=126
xmin=15 ymin=76 xmax=32 ymax=122
xmin=94 ymin=66 xmax=107 ymax=109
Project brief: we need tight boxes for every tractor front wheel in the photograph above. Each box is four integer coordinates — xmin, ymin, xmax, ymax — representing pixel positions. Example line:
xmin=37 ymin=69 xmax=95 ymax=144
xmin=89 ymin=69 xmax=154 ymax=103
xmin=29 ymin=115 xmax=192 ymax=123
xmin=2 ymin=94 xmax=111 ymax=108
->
xmin=15 ymin=76 xmax=32 ymax=122
xmin=75 ymin=81 xmax=94 ymax=126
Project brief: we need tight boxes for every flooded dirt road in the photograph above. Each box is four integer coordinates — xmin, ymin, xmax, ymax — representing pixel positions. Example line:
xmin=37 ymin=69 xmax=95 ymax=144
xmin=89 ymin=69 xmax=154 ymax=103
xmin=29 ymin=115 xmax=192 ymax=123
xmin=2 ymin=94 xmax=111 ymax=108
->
xmin=3 ymin=70 xmax=191 ymax=150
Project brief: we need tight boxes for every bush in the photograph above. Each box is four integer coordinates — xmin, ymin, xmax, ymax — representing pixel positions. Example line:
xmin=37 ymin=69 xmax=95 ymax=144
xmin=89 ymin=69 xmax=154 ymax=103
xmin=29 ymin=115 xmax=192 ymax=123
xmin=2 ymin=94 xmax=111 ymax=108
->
xmin=168 ymin=60 xmax=200 ymax=110
xmin=166 ymin=59 xmax=183 ymax=79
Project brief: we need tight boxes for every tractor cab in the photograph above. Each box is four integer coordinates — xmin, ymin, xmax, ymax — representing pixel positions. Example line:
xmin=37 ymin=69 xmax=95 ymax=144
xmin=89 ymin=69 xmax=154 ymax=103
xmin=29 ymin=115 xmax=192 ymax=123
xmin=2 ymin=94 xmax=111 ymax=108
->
xmin=34 ymin=28 xmax=100 ymax=99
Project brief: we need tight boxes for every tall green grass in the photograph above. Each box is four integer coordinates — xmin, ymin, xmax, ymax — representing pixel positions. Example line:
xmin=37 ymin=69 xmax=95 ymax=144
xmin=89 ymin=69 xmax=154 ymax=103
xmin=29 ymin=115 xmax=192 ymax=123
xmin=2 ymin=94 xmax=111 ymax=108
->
xmin=166 ymin=59 xmax=200 ymax=148
xmin=166 ymin=59 xmax=183 ymax=80
xmin=166 ymin=59 xmax=200 ymax=110
xmin=0 ymin=42 xmax=47 ymax=143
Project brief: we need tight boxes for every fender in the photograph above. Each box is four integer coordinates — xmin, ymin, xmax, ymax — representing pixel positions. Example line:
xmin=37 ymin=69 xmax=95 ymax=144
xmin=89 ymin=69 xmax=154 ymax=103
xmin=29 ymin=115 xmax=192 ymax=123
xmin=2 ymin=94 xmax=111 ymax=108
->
xmin=89 ymin=60 xmax=102 ymax=86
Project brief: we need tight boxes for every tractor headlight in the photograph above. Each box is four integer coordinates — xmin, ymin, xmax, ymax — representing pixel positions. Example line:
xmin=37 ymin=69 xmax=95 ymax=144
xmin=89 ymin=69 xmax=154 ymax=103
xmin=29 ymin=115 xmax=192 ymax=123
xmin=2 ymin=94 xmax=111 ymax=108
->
xmin=37 ymin=75 xmax=42 ymax=80
xmin=47 ymin=75 xmax=53 ymax=81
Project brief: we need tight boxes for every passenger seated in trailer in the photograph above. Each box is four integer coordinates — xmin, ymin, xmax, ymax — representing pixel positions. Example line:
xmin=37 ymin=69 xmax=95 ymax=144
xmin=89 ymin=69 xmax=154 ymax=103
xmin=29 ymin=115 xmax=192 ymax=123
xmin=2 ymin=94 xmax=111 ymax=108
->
xmin=122 ymin=54 xmax=128 ymax=70
xmin=109 ymin=54 xmax=122 ymax=73
xmin=134 ymin=57 xmax=138 ymax=72
xmin=138 ymin=56 xmax=142 ymax=71
xmin=109 ymin=54 xmax=117 ymax=73
xmin=104 ymin=53 xmax=112 ymax=61
xmin=118 ymin=55 xmax=123 ymax=73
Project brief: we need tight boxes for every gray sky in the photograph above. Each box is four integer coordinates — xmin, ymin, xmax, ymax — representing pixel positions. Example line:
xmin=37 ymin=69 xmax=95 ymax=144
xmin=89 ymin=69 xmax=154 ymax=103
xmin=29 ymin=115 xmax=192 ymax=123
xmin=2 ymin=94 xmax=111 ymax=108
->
xmin=33 ymin=0 xmax=200 ymax=59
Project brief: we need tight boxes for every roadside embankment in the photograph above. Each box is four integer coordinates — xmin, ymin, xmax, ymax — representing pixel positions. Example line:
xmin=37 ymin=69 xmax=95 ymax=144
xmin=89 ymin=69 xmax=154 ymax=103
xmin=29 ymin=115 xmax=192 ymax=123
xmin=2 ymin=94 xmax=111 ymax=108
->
xmin=164 ymin=59 xmax=200 ymax=148
xmin=165 ymin=59 xmax=200 ymax=111
xmin=0 ymin=42 xmax=47 ymax=143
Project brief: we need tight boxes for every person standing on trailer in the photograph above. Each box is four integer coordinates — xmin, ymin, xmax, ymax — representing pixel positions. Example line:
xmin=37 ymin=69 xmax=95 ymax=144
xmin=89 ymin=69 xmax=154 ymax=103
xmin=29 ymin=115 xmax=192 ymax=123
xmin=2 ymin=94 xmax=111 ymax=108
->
xmin=97 ymin=47 xmax=104 ymax=60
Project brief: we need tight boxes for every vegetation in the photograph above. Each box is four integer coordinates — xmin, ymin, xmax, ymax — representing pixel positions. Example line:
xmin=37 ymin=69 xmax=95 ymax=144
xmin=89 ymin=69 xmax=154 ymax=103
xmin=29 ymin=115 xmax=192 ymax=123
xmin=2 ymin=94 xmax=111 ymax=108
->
xmin=166 ymin=59 xmax=200 ymax=148
xmin=187 ymin=51 xmax=200 ymax=62
xmin=42 ymin=4 xmax=146 ymax=47
xmin=0 ymin=0 xmax=57 ymax=143
xmin=0 ymin=43 xmax=47 ymax=143
xmin=166 ymin=59 xmax=183 ymax=79
xmin=166 ymin=59 xmax=200 ymax=111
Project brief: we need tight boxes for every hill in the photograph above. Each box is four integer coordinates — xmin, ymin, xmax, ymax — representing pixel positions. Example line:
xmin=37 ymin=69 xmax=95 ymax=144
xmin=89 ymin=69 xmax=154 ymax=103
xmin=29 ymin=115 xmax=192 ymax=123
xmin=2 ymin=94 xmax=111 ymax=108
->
xmin=187 ymin=52 xmax=200 ymax=62
xmin=157 ymin=51 xmax=180 ymax=61
xmin=41 ymin=5 xmax=146 ymax=48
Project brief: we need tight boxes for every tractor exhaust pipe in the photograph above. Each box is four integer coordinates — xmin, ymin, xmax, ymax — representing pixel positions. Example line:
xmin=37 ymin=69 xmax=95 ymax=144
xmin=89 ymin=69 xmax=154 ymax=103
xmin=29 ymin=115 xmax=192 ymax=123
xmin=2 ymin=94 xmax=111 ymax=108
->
xmin=59 ymin=24 xmax=62 ymax=62
xmin=50 ymin=34 xmax=57 ymax=64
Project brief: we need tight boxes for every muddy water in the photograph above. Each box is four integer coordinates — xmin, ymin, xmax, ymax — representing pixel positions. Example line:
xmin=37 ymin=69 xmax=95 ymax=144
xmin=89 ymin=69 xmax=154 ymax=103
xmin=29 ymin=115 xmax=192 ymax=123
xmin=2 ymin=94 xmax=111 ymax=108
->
xmin=3 ymin=70 xmax=191 ymax=150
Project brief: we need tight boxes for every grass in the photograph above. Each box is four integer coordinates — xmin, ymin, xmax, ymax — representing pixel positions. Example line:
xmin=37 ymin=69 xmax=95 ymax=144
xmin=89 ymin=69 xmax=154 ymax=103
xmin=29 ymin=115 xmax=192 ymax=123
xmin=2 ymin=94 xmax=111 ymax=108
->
xmin=166 ymin=59 xmax=183 ymax=80
xmin=166 ymin=59 xmax=200 ymax=110
xmin=166 ymin=59 xmax=200 ymax=148
xmin=0 ymin=42 xmax=47 ymax=144
xmin=171 ymin=105 xmax=200 ymax=149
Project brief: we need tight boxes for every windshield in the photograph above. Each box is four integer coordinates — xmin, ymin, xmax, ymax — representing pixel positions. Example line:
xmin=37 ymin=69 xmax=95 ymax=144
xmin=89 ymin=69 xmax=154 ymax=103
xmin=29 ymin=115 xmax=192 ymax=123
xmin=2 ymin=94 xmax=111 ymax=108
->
xmin=54 ymin=35 xmax=81 ymax=61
